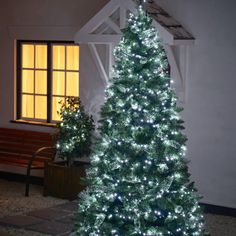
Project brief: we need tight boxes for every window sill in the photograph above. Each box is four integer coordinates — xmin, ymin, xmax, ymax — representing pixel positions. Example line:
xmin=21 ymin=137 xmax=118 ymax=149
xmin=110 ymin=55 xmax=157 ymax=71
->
xmin=11 ymin=119 xmax=57 ymax=128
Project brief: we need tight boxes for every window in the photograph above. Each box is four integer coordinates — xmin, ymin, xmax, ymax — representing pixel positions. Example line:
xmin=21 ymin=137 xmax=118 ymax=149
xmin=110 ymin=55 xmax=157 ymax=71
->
xmin=17 ymin=41 xmax=80 ymax=123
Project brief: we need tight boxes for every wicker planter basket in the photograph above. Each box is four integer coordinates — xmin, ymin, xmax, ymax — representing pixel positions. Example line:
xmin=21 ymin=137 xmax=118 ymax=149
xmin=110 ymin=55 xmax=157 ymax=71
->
xmin=43 ymin=161 xmax=87 ymax=200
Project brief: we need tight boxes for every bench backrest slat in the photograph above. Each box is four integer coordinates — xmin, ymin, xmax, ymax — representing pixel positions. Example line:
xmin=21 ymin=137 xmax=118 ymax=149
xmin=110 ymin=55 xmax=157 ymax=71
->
xmin=0 ymin=128 xmax=55 ymax=159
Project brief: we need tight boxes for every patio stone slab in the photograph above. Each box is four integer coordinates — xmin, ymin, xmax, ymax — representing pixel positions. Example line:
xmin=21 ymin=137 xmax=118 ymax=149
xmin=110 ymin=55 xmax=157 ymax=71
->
xmin=56 ymin=214 xmax=75 ymax=224
xmin=58 ymin=232 xmax=73 ymax=236
xmin=26 ymin=221 xmax=73 ymax=235
xmin=53 ymin=201 xmax=78 ymax=212
xmin=0 ymin=215 xmax=42 ymax=227
xmin=0 ymin=232 xmax=13 ymax=236
xmin=28 ymin=208 xmax=70 ymax=220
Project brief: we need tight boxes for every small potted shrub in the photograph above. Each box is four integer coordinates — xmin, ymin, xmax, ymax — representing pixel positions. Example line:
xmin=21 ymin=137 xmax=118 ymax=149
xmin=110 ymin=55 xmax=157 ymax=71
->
xmin=56 ymin=97 xmax=94 ymax=166
xmin=44 ymin=97 xmax=94 ymax=200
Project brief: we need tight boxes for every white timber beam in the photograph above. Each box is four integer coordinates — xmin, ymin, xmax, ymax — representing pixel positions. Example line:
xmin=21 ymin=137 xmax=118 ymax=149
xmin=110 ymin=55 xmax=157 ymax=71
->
xmin=98 ymin=25 xmax=110 ymax=34
xmin=76 ymin=0 xmax=119 ymax=35
xmin=88 ymin=43 xmax=109 ymax=85
xmin=164 ymin=44 xmax=185 ymax=101
xmin=76 ymin=34 xmax=121 ymax=44
xmin=107 ymin=43 xmax=115 ymax=78
xmin=164 ymin=45 xmax=183 ymax=86
xmin=75 ymin=0 xmax=127 ymax=42
xmin=120 ymin=6 xmax=127 ymax=29
xmin=105 ymin=18 xmax=122 ymax=34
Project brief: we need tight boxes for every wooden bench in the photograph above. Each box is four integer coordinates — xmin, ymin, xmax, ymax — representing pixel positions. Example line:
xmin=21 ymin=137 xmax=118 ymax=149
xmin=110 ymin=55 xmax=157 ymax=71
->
xmin=0 ymin=128 xmax=56 ymax=196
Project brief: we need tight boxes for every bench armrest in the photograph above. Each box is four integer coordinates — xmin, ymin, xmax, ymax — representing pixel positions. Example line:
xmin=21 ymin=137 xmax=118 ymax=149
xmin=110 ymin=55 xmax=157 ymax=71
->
xmin=28 ymin=147 xmax=56 ymax=168
xmin=31 ymin=146 xmax=56 ymax=163
xmin=25 ymin=146 xmax=56 ymax=197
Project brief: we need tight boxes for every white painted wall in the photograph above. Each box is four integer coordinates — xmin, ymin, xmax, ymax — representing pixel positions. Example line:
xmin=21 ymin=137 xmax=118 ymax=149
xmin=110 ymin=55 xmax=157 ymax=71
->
xmin=156 ymin=0 xmax=236 ymax=208
xmin=0 ymin=0 xmax=109 ymax=132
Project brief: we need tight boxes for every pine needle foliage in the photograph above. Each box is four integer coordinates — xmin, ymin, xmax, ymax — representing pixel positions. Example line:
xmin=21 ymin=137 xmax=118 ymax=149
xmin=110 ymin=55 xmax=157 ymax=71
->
xmin=56 ymin=97 xmax=94 ymax=166
xmin=75 ymin=7 xmax=207 ymax=236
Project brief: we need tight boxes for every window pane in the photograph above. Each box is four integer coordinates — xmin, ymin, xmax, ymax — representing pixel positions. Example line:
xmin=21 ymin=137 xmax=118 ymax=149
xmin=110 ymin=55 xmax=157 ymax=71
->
xmin=66 ymin=72 xmax=79 ymax=96
xmin=35 ymin=96 xmax=47 ymax=119
xmin=66 ymin=46 xmax=79 ymax=70
xmin=52 ymin=97 xmax=64 ymax=121
xmin=35 ymin=70 xmax=47 ymax=94
xmin=22 ymin=44 xmax=34 ymax=68
xmin=53 ymin=45 xmax=65 ymax=70
xmin=53 ymin=71 xmax=65 ymax=96
xmin=35 ymin=45 xmax=47 ymax=69
xmin=22 ymin=70 xmax=34 ymax=93
xmin=22 ymin=95 xmax=34 ymax=118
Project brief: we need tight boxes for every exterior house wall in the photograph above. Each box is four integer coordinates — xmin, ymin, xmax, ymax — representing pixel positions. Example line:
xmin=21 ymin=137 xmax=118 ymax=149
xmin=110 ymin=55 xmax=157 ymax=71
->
xmin=0 ymin=0 xmax=109 ymax=132
xmin=156 ymin=0 xmax=236 ymax=208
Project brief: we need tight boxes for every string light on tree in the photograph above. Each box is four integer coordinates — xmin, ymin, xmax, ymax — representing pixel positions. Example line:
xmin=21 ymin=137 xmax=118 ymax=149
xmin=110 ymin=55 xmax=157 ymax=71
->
xmin=74 ymin=5 xmax=207 ymax=236
xmin=56 ymin=97 xmax=94 ymax=167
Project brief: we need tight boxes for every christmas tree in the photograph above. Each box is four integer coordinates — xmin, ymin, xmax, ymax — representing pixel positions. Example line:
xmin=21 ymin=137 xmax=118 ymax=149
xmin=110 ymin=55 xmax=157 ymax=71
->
xmin=75 ymin=6 xmax=206 ymax=236
xmin=56 ymin=97 xmax=94 ymax=166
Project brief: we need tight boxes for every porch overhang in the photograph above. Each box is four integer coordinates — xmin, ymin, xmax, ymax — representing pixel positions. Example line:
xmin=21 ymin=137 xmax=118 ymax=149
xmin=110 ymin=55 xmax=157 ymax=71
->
xmin=74 ymin=0 xmax=195 ymax=102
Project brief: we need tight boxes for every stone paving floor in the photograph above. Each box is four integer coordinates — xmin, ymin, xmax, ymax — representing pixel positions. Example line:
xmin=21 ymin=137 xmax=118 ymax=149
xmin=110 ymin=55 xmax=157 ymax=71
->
xmin=0 ymin=201 xmax=77 ymax=236
xmin=0 ymin=201 xmax=236 ymax=236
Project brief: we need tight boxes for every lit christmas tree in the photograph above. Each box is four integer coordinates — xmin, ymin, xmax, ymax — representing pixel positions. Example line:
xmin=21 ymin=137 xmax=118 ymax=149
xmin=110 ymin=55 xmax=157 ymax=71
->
xmin=75 ymin=6 xmax=206 ymax=236
xmin=56 ymin=97 xmax=94 ymax=166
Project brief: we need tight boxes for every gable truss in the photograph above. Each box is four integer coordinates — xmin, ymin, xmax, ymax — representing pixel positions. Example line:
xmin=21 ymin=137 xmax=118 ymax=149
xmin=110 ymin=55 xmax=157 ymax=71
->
xmin=74 ymin=0 xmax=194 ymax=101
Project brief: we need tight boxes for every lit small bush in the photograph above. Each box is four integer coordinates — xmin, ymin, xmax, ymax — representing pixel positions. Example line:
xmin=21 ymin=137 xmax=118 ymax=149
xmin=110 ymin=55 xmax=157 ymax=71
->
xmin=56 ymin=97 xmax=94 ymax=166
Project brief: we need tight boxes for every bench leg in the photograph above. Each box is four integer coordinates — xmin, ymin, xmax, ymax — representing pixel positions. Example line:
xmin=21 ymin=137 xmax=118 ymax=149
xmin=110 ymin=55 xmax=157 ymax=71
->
xmin=25 ymin=165 xmax=32 ymax=197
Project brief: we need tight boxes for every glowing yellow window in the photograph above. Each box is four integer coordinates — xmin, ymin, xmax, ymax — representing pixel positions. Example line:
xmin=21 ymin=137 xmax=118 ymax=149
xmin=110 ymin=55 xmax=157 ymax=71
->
xmin=22 ymin=95 xmax=34 ymax=118
xmin=22 ymin=70 xmax=34 ymax=93
xmin=53 ymin=71 xmax=65 ymax=96
xmin=51 ymin=44 xmax=80 ymax=121
xmin=52 ymin=97 xmax=64 ymax=121
xmin=35 ymin=96 xmax=47 ymax=119
xmin=18 ymin=41 xmax=80 ymax=123
xmin=35 ymin=71 xmax=47 ymax=94
xmin=35 ymin=45 xmax=47 ymax=69
xmin=22 ymin=45 xmax=34 ymax=68
xmin=67 ymin=46 xmax=79 ymax=70
xmin=53 ymin=46 xmax=65 ymax=70
xmin=66 ymin=72 xmax=79 ymax=96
